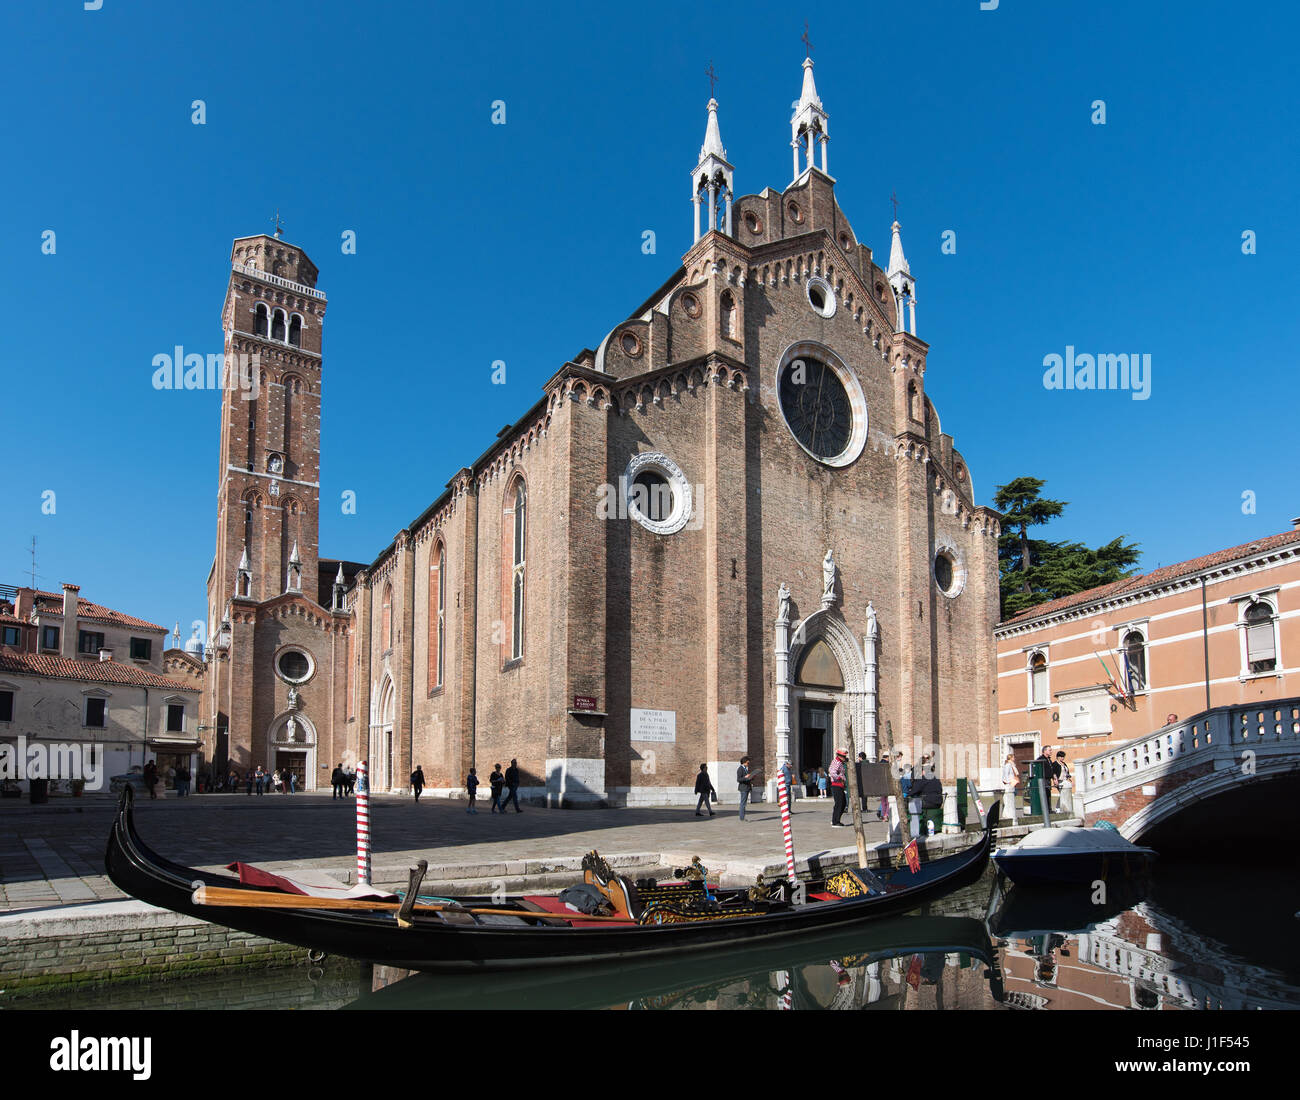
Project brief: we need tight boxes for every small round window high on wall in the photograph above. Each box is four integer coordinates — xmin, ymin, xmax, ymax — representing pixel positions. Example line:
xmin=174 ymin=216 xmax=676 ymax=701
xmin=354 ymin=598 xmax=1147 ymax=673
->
xmin=933 ymin=544 xmax=966 ymax=599
xmin=625 ymin=452 xmax=693 ymax=535
xmin=276 ymin=648 xmax=313 ymax=683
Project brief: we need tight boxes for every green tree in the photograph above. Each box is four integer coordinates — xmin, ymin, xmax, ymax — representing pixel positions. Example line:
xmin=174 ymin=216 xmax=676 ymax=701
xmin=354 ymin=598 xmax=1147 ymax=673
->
xmin=993 ymin=478 xmax=1140 ymax=618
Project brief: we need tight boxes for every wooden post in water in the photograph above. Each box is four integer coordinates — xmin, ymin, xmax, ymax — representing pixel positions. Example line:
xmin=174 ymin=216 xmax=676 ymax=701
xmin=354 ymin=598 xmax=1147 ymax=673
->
xmin=843 ymin=715 xmax=869 ymax=868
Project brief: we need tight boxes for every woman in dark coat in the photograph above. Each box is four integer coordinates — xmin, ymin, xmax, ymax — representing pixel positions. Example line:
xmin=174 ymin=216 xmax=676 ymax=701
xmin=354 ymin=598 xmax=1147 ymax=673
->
xmin=694 ymin=764 xmax=716 ymax=818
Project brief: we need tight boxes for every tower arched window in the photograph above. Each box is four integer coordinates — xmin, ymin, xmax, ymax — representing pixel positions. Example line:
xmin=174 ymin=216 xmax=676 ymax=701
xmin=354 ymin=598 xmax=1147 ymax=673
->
xmin=720 ymin=290 xmax=736 ymax=340
xmin=271 ymin=309 xmax=286 ymax=342
xmin=288 ymin=314 xmax=302 ymax=347
xmin=429 ymin=542 xmax=445 ymax=691
xmin=908 ymin=380 xmax=919 ymax=422
xmin=382 ymin=582 xmax=393 ymax=652
xmin=254 ymin=303 xmax=269 ymax=337
xmin=506 ymin=479 xmax=527 ymax=661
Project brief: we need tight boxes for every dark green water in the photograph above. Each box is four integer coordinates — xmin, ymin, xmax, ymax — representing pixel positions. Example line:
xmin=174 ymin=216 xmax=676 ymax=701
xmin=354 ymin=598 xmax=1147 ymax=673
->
xmin=7 ymin=859 xmax=1297 ymax=1011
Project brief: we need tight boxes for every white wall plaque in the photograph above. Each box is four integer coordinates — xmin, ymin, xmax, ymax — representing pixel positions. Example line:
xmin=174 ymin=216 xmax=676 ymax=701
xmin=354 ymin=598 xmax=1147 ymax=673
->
xmin=631 ymin=708 xmax=676 ymax=743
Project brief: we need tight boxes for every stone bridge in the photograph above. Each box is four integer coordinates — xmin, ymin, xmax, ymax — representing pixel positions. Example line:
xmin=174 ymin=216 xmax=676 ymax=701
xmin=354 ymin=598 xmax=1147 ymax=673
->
xmin=1076 ymin=698 xmax=1300 ymax=840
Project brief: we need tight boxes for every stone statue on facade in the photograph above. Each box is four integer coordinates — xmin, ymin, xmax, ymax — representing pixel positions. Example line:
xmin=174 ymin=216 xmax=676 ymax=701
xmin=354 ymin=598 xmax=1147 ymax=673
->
xmin=777 ymin=581 xmax=791 ymax=622
xmin=821 ymin=549 xmax=837 ymax=607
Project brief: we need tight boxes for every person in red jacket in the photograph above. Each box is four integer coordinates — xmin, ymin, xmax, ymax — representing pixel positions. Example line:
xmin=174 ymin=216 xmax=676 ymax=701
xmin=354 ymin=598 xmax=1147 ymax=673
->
xmin=828 ymin=749 xmax=849 ymax=827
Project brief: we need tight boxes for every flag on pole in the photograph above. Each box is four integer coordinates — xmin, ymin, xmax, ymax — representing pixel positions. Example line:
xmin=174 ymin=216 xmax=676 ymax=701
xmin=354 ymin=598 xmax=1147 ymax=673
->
xmin=903 ymin=838 xmax=920 ymax=874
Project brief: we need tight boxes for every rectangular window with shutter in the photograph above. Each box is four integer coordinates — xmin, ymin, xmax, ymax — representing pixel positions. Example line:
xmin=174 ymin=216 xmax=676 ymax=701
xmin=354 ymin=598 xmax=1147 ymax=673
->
xmin=85 ymin=697 xmax=107 ymax=728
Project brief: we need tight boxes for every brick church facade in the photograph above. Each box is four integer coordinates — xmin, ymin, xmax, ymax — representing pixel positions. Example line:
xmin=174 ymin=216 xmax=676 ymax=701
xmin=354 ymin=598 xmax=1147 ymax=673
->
xmin=201 ymin=57 xmax=1002 ymax=802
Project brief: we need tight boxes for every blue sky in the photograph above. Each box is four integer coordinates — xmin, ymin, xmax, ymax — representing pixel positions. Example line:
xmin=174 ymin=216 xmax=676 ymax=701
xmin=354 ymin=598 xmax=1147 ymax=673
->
xmin=1 ymin=0 xmax=1296 ymax=636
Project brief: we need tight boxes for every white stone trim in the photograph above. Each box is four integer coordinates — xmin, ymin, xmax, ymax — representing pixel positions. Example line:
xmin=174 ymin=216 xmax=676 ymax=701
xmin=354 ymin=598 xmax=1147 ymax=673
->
xmin=932 ymin=537 xmax=966 ymax=599
xmin=624 ymin=452 xmax=693 ymax=535
xmin=805 ymin=274 xmax=837 ymax=318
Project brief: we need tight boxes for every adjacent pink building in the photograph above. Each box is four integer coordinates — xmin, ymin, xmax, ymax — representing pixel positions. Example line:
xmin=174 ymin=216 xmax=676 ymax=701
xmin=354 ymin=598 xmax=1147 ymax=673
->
xmin=994 ymin=525 xmax=1299 ymax=775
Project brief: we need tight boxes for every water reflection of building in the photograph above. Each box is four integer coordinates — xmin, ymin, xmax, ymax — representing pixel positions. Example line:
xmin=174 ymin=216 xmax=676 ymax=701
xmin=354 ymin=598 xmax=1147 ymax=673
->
xmin=998 ymin=903 xmax=1298 ymax=1011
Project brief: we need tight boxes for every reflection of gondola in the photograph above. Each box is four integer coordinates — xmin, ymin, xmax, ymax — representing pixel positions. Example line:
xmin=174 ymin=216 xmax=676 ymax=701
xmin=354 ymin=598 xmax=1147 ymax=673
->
xmin=340 ymin=914 xmax=1003 ymax=1010
xmin=987 ymin=875 xmax=1147 ymax=939
xmin=105 ymin=785 xmax=997 ymax=974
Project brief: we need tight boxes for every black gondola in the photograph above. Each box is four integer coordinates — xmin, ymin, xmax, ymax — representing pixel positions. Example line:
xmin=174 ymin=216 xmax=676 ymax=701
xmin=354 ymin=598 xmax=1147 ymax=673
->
xmin=104 ymin=786 xmax=998 ymax=974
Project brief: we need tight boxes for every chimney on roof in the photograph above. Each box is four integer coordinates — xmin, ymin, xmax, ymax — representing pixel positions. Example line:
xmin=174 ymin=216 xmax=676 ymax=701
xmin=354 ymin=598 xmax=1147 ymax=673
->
xmin=1292 ymin=516 xmax=1300 ymax=530
xmin=98 ymin=648 xmax=113 ymax=663
xmin=15 ymin=587 xmax=33 ymax=622
xmin=61 ymin=583 xmax=80 ymax=659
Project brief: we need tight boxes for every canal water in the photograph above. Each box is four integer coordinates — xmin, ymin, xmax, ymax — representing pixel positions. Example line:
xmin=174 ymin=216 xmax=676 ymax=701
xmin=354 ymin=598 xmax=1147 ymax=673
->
xmin=7 ymin=858 xmax=1297 ymax=1011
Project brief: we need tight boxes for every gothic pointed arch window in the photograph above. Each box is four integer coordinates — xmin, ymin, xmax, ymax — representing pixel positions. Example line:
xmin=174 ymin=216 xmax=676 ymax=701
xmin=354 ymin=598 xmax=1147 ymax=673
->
xmin=1121 ymin=629 xmax=1148 ymax=694
xmin=428 ymin=540 xmax=446 ymax=691
xmin=382 ymin=582 xmax=393 ymax=652
xmin=719 ymin=290 xmax=736 ymax=340
xmin=504 ymin=476 xmax=527 ymax=662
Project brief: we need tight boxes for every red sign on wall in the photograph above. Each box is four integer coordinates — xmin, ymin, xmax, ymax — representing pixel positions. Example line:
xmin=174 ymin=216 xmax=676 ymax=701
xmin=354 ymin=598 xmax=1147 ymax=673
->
xmin=573 ymin=695 xmax=598 ymax=711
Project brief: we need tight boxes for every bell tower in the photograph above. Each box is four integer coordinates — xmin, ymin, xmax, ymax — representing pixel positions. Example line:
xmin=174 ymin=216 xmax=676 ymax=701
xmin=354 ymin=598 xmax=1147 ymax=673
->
xmin=208 ymin=228 xmax=328 ymax=629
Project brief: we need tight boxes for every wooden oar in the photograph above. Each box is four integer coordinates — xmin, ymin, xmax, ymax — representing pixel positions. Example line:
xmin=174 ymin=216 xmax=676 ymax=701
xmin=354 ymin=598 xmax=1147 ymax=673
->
xmin=190 ymin=884 xmax=634 ymax=923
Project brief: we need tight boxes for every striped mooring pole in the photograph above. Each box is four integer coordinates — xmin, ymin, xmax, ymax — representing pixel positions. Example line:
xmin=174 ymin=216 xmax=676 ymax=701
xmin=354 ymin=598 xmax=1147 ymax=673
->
xmin=778 ymin=772 xmax=798 ymax=888
xmin=355 ymin=760 xmax=371 ymax=886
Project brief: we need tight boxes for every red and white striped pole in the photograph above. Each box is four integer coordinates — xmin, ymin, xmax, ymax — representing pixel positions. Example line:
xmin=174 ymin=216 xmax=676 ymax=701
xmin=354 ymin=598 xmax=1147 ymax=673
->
xmin=355 ymin=760 xmax=371 ymax=886
xmin=778 ymin=771 xmax=798 ymax=888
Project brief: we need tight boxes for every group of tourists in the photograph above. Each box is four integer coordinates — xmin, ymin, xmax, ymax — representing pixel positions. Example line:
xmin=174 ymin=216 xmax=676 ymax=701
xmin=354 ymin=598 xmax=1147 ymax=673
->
xmin=1000 ymin=746 xmax=1073 ymax=823
xmin=459 ymin=760 xmax=523 ymax=813
xmin=330 ymin=764 xmax=358 ymax=798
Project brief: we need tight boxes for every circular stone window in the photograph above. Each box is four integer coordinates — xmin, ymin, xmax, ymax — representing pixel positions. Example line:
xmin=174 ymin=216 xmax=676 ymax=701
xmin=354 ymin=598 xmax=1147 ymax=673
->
xmin=806 ymin=275 xmax=836 ymax=318
xmin=774 ymin=341 xmax=868 ymax=468
xmin=680 ymin=291 xmax=702 ymax=319
xmin=787 ymin=200 xmax=803 ymax=224
xmin=625 ymin=452 xmax=693 ymax=535
xmin=839 ymin=232 xmax=852 ymax=250
xmin=744 ymin=210 xmax=763 ymax=235
xmin=620 ymin=330 xmax=643 ymax=358
xmin=276 ymin=648 xmax=313 ymax=683
xmin=933 ymin=544 xmax=966 ymax=599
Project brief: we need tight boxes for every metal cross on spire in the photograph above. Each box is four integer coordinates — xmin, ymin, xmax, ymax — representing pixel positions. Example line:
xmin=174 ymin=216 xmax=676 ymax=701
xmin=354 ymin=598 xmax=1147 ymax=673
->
xmin=706 ymin=61 xmax=718 ymax=98
xmin=272 ymin=210 xmax=285 ymax=239
xmin=891 ymin=191 xmax=900 ymax=221
xmin=802 ymin=21 xmax=813 ymax=58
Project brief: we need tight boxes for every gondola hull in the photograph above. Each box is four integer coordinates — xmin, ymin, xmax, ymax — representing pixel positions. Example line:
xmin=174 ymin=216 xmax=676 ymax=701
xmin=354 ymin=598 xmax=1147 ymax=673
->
xmin=104 ymin=789 xmax=997 ymax=973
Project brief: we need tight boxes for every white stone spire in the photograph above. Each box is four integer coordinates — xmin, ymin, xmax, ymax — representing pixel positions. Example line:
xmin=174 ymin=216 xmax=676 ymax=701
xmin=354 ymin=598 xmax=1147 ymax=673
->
xmin=888 ymin=220 xmax=917 ymax=335
xmin=692 ymin=97 xmax=734 ymax=243
xmin=790 ymin=56 xmax=830 ymax=181
xmin=285 ymin=540 xmax=302 ymax=593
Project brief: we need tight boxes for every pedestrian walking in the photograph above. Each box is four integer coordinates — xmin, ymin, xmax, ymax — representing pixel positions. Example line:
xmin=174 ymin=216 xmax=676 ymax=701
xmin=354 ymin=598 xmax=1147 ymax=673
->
xmin=828 ymin=749 xmax=849 ymax=826
xmin=489 ymin=763 xmax=505 ymax=813
xmin=143 ymin=760 xmax=158 ymax=800
xmin=288 ymin=769 xmax=297 ymax=794
xmin=1002 ymin=753 xmax=1020 ymax=824
xmin=246 ymin=768 xmax=255 ymax=795
xmin=331 ymin=763 xmax=344 ymax=799
xmin=1055 ymin=750 xmax=1073 ymax=816
xmin=411 ymin=766 xmax=425 ymax=803
xmin=466 ymin=768 xmax=479 ymax=813
xmin=344 ymin=767 xmax=355 ymax=796
xmin=501 ymin=758 xmax=523 ymax=812
xmin=735 ymin=756 xmax=756 ymax=821
xmin=694 ymin=763 xmax=716 ymax=817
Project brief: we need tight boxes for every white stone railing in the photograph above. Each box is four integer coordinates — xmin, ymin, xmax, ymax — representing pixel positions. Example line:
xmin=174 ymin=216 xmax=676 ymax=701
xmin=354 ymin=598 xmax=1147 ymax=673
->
xmin=231 ymin=262 xmax=326 ymax=300
xmin=1077 ymin=698 xmax=1300 ymax=803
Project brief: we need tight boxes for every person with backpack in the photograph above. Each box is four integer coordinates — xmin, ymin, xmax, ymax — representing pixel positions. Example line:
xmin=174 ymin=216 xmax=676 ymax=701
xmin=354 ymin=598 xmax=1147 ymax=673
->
xmin=693 ymin=763 xmax=716 ymax=817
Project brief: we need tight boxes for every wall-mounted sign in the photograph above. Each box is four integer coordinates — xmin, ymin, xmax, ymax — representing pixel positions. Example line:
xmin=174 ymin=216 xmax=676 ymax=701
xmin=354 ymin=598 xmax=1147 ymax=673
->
xmin=630 ymin=708 xmax=676 ymax=743
xmin=573 ymin=695 xmax=598 ymax=711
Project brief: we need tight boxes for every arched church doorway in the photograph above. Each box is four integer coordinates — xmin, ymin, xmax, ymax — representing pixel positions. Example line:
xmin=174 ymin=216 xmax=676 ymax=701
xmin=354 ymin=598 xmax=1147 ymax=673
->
xmin=370 ymin=676 xmax=395 ymax=791
xmin=267 ymin=711 xmax=317 ymax=791
xmin=795 ymin=637 xmax=844 ymax=795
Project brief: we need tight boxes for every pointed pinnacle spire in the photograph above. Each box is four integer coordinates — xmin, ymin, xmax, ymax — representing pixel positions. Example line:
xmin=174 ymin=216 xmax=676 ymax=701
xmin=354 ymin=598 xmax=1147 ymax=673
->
xmin=888 ymin=219 xmax=910 ymax=278
xmin=797 ymin=55 xmax=823 ymax=114
xmin=700 ymin=97 xmax=727 ymax=162
xmin=335 ymin=561 xmax=345 ymax=584
xmin=289 ymin=540 xmax=302 ymax=566
xmin=238 ymin=543 xmax=250 ymax=572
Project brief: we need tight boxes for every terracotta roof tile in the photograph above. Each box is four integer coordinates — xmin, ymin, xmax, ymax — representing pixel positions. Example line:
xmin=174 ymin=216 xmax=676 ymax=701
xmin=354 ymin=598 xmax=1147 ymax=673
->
xmin=30 ymin=591 xmax=166 ymax=633
xmin=1003 ymin=529 xmax=1300 ymax=625
xmin=0 ymin=651 xmax=198 ymax=692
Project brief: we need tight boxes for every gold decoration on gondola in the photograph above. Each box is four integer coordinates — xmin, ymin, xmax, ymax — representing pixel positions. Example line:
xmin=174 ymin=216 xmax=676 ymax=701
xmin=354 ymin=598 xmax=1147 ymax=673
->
xmin=674 ymin=856 xmax=708 ymax=881
xmin=582 ymin=850 xmax=614 ymax=884
xmin=747 ymin=873 xmax=767 ymax=903
xmin=637 ymin=899 xmax=767 ymax=925
xmin=826 ymin=869 xmax=867 ymax=899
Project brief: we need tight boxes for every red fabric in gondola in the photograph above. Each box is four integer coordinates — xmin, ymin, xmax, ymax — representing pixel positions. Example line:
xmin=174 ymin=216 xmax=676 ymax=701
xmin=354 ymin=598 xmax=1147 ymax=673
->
xmin=226 ymin=862 xmax=310 ymax=895
xmin=523 ymin=894 xmax=636 ymax=927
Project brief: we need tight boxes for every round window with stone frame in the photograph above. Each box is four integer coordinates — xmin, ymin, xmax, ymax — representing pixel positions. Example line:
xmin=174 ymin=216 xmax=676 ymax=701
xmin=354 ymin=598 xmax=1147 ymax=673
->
xmin=787 ymin=200 xmax=804 ymax=225
xmin=743 ymin=210 xmax=763 ymax=235
xmin=680 ymin=291 xmax=702 ymax=319
xmin=806 ymin=275 xmax=837 ymax=319
xmin=932 ymin=545 xmax=966 ymax=599
xmin=774 ymin=341 xmax=868 ymax=468
xmin=276 ymin=648 xmax=313 ymax=684
xmin=620 ymin=330 xmax=643 ymax=358
xmin=625 ymin=452 xmax=693 ymax=535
